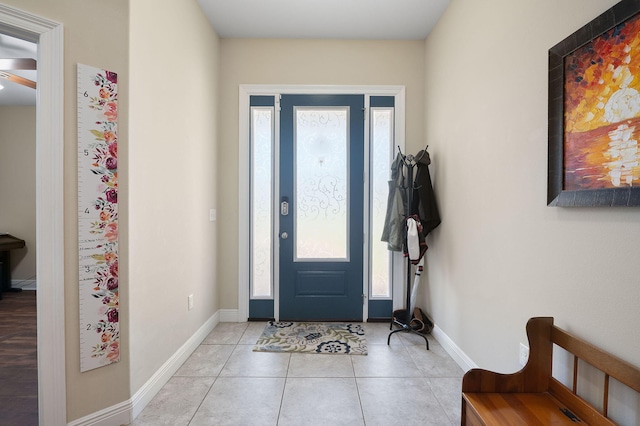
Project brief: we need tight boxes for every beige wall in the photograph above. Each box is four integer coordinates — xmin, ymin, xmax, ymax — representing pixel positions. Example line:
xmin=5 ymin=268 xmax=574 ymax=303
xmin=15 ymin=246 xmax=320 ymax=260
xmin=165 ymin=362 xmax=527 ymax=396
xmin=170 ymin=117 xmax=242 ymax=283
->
xmin=423 ymin=0 xmax=640 ymax=380
xmin=218 ymin=39 xmax=426 ymax=308
xmin=129 ymin=0 xmax=219 ymax=392
xmin=4 ymin=0 xmax=639 ymax=422
xmin=0 ymin=106 xmax=36 ymax=282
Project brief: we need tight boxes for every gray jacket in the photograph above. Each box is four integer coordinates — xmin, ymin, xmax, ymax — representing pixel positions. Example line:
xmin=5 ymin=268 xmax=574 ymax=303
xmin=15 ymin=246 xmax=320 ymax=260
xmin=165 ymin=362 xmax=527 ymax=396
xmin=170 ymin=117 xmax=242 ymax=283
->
xmin=381 ymin=153 xmax=406 ymax=251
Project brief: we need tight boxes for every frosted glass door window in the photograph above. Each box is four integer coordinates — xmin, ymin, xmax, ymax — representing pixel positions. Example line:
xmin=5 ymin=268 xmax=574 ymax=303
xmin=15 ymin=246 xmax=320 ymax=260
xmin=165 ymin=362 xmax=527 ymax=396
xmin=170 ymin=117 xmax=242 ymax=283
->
xmin=251 ymin=107 xmax=273 ymax=298
xmin=370 ymin=108 xmax=393 ymax=298
xmin=295 ymin=107 xmax=349 ymax=260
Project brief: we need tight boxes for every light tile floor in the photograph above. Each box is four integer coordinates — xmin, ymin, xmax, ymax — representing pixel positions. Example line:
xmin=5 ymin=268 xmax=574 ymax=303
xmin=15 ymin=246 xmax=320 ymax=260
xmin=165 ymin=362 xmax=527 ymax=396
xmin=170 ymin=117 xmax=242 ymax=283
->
xmin=131 ymin=322 xmax=464 ymax=426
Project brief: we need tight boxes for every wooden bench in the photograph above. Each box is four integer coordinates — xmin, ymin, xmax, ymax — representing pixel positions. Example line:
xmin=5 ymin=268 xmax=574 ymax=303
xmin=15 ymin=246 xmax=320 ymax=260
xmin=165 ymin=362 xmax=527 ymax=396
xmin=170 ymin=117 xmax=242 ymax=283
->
xmin=461 ymin=317 xmax=640 ymax=425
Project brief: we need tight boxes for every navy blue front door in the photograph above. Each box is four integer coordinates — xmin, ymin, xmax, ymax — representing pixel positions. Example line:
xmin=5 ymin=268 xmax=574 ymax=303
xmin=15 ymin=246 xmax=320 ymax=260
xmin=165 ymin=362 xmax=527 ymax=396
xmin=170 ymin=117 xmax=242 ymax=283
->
xmin=279 ymin=94 xmax=364 ymax=321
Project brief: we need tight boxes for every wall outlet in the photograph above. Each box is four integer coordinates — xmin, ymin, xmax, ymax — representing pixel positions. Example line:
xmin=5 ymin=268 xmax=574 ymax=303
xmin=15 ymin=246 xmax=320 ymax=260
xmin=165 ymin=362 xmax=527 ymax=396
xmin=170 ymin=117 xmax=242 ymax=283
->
xmin=188 ymin=294 xmax=194 ymax=311
xmin=519 ymin=342 xmax=529 ymax=367
xmin=209 ymin=209 xmax=216 ymax=221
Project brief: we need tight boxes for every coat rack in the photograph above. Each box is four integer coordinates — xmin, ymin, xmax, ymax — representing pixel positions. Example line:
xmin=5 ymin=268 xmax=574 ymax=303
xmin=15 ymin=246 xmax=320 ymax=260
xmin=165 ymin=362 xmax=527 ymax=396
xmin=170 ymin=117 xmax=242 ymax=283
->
xmin=387 ymin=146 xmax=430 ymax=350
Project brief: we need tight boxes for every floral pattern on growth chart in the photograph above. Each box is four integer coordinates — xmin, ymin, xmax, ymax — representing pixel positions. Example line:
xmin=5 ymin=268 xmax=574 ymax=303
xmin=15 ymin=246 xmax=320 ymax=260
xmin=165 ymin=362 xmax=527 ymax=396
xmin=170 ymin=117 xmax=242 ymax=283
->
xmin=78 ymin=65 xmax=119 ymax=371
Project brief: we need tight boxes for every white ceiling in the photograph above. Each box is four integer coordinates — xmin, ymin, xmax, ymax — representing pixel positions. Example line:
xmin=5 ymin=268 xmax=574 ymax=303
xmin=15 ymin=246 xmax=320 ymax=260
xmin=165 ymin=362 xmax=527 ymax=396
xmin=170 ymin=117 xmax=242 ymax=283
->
xmin=197 ymin=0 xmax=450 ymax=40
xmin=0 ymin=34 xmax=37 ymax=106
xmin=0 ymin=1 xmax=450 ymax=106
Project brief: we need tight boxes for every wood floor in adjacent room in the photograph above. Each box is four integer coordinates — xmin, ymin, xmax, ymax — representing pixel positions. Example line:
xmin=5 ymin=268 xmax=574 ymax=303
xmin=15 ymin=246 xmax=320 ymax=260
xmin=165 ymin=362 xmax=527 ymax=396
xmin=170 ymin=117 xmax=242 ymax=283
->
xmin=0 ymin=290 xmax=38 ymax=425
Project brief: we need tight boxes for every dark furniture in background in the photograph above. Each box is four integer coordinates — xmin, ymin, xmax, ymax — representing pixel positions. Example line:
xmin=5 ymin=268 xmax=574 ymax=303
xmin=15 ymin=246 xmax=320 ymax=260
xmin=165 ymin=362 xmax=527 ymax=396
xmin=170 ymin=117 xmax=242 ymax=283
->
xmin=0 ymin=234 xmax=26 ymax=299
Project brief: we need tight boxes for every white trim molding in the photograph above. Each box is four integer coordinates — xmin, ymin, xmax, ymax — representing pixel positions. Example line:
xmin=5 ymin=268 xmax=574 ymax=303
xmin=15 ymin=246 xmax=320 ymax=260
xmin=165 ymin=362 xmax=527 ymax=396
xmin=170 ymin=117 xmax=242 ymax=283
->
xmin=0 ymin=5 xmax=65 ymax=426
xmin=66 ymin=401 xmax=130 ymax=426
xmin=11 ymin=279 xmax=37 ymax=290
xmin=432 ymin=324 xmax=477 ymax=372
xmin=67 ymin=313 xmax=475 ymax=425
xmin=219 ymin=308 xmax=239 ymax=323
xmin=69 ymin=312 xmax=220 ymax=425
xmin=130 ymin=312 xmax=219 ymax=419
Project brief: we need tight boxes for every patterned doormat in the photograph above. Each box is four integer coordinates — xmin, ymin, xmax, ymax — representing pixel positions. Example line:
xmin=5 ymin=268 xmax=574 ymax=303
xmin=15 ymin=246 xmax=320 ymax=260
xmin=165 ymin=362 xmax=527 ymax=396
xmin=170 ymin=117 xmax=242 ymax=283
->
xmin=253 ymin=321 xmax=367 ymax=355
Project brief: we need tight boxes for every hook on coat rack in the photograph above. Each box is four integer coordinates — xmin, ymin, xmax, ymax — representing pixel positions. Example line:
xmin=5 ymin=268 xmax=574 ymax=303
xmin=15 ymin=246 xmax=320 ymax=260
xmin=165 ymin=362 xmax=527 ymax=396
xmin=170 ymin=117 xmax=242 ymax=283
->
xmin=397 ymin=145 xmax=430 ymax=166
xmin=414 ymin=146 xmax=429 ymax=164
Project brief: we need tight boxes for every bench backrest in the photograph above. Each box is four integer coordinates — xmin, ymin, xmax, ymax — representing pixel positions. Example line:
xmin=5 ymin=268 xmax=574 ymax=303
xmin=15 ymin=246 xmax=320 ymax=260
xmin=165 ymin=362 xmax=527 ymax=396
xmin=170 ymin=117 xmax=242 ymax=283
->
xmin=550 ymin=323 xmax=640 ymax=425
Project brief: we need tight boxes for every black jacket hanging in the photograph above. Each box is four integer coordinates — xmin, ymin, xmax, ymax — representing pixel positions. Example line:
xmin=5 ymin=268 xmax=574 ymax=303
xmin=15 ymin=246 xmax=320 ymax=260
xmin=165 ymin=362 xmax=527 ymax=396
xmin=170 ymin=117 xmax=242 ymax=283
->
xmin=411 ymin=149 xmax=441 ymax=236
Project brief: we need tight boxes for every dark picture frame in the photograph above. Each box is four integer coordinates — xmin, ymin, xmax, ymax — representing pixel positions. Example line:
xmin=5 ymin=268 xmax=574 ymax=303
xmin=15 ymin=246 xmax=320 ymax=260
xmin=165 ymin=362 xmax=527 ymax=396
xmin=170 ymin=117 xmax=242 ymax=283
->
xmin=548 ymin=0 xmax=640 ymax=206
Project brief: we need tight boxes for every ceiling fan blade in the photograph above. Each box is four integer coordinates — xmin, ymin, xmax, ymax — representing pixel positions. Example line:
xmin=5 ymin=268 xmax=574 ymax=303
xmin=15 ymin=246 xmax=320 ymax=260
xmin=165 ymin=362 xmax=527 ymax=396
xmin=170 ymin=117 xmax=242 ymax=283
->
xmin=0 ymin=58 xmax=36 ymax=70
xmin=0 ymin=71 xmax=36 ymax=89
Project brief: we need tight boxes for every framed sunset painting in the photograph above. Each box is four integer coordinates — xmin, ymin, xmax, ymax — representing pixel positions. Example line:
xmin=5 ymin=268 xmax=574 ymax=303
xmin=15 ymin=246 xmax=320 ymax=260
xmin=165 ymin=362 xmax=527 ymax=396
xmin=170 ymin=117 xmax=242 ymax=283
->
xmin=548 ymin=0 xmax=640 ymax=206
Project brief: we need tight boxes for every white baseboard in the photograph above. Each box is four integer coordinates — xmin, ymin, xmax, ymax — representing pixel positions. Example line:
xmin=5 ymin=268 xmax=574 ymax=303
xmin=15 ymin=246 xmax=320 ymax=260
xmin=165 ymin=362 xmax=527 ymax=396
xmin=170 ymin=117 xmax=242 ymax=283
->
xmin=67 ymin=311 xmax=220 ymax=426
xmin=67 ymin=401 xmax=130 ymax=426
xmin=11 ymin=279 xmax=37 ymax=290
xmin=219 ymin=308 xmax=239 ymax=322
xmin=68 ymin=312 xmax=472 ymax=426
xmin=130 ymin=311 xmax=220 ymax=419
xmin=432 ymin=323 xmax=477 ymax=372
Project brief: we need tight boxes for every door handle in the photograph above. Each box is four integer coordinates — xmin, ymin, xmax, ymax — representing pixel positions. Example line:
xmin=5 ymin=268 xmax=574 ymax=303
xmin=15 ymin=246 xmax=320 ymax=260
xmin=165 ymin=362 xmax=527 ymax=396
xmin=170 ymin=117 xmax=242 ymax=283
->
xmin=280 ymin=232 xmax=288 ymax=239
xmin=281 ymin=197 xmax=289 ymax=216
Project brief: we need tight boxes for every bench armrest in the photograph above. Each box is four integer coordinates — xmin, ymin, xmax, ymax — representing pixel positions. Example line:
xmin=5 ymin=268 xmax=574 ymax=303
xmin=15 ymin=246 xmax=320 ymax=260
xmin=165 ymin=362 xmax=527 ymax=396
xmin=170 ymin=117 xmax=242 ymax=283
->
xmin=462 ymin=317 xmax=554 ymax=393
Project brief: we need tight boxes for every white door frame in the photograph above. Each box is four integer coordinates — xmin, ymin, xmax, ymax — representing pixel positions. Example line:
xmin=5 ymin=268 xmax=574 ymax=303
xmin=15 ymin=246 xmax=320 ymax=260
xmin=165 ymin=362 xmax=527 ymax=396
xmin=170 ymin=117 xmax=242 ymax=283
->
xmin=0 ymin=5 xmax=66 ymax=425
xmin=238 ymin=84 xmax=406 ymax=322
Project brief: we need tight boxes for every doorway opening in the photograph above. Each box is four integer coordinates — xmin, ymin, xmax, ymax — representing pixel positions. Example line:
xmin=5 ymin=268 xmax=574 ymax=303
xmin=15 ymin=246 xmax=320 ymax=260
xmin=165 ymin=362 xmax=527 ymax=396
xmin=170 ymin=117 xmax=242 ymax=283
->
xmin=0 ymin=32 xmax=37 ymax=425
xmin=0 ymin=5 xmax=65 ymax=424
